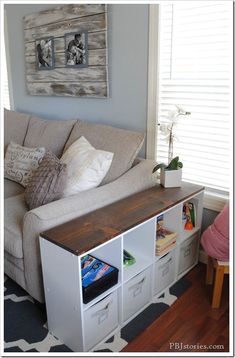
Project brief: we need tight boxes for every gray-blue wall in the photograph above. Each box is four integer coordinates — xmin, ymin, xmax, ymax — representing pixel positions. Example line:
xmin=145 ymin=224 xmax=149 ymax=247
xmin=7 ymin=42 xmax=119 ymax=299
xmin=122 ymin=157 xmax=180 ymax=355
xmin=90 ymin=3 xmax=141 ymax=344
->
xmin=5 ymin=4 xmax=149 ymax=139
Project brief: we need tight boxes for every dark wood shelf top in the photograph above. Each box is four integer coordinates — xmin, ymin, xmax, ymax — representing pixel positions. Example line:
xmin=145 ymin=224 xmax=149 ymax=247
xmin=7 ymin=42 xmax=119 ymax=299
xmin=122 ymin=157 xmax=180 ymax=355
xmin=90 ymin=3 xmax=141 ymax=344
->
xmin=41 ymin=182 xmax=204 ymax=256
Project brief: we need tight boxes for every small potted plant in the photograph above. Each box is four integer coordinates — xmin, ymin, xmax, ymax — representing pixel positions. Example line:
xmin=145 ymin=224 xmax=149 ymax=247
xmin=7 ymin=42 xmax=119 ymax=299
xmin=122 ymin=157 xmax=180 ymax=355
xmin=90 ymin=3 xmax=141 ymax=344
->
xmin=153 ymin=156 xmax=183 ymax=188
xmin=153 ymin=105 xmax=191 ymax=188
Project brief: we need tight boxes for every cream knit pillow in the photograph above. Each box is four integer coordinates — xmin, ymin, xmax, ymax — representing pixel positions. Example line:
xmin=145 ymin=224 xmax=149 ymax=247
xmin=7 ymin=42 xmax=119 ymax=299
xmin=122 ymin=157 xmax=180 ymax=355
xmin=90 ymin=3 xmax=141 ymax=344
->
xmin=61 ymin=136 xmax=113 ymax=197
xmin=4 ymin=142 xmax=46 ymax=187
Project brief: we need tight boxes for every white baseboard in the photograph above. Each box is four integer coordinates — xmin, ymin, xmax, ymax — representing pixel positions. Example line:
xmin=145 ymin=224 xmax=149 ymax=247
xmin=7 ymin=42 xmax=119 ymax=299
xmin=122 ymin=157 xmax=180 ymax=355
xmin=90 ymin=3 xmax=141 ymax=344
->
xmin=199 ymin=249 xmax=208 ymax=264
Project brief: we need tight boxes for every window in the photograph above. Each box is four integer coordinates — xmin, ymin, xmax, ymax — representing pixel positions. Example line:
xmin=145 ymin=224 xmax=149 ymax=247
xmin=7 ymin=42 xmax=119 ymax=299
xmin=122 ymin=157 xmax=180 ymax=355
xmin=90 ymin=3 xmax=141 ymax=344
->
xmin=3 ymin=38 xmax=11 ymax=110
xmin=150 ymin=2 xmax=233 ymax=209
xmin=2 ymin=10 xmax=11 ymax=110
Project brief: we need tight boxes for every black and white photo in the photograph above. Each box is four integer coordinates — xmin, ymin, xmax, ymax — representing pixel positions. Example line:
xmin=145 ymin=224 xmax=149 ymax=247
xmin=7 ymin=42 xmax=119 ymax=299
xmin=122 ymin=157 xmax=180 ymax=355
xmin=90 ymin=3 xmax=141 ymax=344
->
xmin=35 ymin=37 xmax=54 ymax=70
xmin=65 ymin=32 xmax=88 ymax=68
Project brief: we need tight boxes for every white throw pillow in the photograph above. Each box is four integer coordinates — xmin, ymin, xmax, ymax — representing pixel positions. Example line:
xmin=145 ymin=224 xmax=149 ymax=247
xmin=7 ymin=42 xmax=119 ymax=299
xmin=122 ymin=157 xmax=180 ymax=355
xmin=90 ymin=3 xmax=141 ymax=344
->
xmin=61 ymin=136 xmax=113 ymax=196
xmin=4 ymin=142 xmax=46 ymax=187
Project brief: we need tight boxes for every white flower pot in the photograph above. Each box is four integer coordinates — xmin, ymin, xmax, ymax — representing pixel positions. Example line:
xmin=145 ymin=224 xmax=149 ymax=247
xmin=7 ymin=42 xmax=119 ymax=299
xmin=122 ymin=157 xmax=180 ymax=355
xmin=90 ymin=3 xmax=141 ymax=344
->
xmin=160 ymin=168 xmax=182 ymax=188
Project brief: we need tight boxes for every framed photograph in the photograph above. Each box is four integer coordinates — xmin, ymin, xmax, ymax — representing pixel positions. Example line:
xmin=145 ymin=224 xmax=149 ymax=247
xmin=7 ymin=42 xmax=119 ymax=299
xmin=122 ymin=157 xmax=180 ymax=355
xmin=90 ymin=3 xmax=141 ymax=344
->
xmin=65 ymin=31 xmax=88 ymax=68
xmin=35 ymin=37 xmax=54 ymax=70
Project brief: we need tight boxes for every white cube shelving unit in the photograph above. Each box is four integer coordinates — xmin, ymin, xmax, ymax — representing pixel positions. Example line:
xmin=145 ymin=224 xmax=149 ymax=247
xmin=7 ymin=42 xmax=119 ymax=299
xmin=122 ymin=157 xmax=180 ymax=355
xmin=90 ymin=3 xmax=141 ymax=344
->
xmin=40 ymin=183 xmax=204 ymax=352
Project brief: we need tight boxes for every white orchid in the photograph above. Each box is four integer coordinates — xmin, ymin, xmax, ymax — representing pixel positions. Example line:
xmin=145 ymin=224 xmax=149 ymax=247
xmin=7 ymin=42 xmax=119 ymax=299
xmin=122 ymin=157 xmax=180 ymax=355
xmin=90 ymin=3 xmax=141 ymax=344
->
xmin=158 ymin=105 xmax=191 ymax=164
xmin=168 ymin=105 xmax=190 ymax=120
xmin=159 ymin=123 xmax=170 ymax=137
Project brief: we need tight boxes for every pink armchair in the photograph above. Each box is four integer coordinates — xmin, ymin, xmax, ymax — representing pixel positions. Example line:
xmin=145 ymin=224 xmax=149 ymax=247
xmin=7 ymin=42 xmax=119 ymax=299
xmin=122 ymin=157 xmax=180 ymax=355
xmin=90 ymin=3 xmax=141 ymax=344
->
xmin=201 ymin=203 xmax=229 ymax=262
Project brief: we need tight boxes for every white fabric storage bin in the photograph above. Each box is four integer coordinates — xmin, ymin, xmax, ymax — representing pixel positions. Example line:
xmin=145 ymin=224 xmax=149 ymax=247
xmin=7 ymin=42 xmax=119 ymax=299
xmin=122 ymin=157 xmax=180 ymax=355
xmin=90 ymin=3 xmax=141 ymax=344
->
xmin=154 ymin=249 xmax=176 ymax=295
xmin=178 ymin=234 xmax=198 ymax=275
xmin=123 ymin=267 xmax=152 ymax=322
xmin=84 ymin=290 xmax=118 ymax=351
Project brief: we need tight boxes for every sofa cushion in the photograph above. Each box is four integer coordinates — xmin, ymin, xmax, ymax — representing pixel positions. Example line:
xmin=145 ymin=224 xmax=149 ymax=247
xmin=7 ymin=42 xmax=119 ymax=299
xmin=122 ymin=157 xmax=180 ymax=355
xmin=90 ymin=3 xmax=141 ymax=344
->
xmin=4 ymin=108 xmax=30 ymax=154
xmin=64 ymin=121 xmax=145 ymax=184
xmin=25 ymin=151 xmax=67 ymax=209
xmin=4 ymin=142 xmax=46 ymax=187
xmin=24 ymin=116 xmax=76 ymax=158
xmin=4 ymin=257 xmax=26 ymax=292
xmin=4 ymin=194 xmax=27 ymax=259
xmin=4 ymin=178 xmax=25 ymax=199
xmin=61 ymin=136 xmax=113 ymax=196
xmin=4 ymin=251 xmax=24 ymax=271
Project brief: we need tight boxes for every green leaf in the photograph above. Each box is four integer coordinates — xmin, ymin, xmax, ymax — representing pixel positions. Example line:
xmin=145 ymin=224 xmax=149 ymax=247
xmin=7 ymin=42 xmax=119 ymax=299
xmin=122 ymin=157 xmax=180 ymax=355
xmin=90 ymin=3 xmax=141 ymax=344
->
xmin=165 ymin=156 xmax=183 ymax=170
xmin=167 ymin=157 xmax=178 ymax=170
xmin=152 ymin=163 xmax=167 ymax=173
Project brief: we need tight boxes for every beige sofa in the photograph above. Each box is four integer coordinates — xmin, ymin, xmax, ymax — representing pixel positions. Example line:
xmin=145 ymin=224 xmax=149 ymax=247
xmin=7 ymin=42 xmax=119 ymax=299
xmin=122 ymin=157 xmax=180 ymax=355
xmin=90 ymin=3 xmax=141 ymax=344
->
xmin=4 ymin=108 xmax=156 ymax=303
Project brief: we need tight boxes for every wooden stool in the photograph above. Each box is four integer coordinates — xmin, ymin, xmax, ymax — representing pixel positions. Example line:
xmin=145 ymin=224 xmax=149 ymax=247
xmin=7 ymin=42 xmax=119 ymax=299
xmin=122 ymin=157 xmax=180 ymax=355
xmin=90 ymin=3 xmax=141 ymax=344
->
xmin=206 ymin=256 xmax=229 ymax=308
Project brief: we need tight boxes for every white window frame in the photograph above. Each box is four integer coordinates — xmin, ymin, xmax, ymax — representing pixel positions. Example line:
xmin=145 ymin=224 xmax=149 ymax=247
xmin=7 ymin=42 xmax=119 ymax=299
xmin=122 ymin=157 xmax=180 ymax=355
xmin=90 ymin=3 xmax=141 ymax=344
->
xmin=146 ymin=4 xmax=159 ymax=161
xmin=2 ymin=9 xmax=14 ymax=110
xmin=146 ymin=4 xmax=230 ymax=212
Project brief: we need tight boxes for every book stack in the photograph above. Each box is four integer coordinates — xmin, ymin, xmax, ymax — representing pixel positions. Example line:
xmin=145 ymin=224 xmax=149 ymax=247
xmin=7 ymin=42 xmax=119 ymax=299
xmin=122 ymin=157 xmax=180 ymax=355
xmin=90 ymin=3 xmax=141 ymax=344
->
xmin=156 ymin=215 xmax=177 ymax=256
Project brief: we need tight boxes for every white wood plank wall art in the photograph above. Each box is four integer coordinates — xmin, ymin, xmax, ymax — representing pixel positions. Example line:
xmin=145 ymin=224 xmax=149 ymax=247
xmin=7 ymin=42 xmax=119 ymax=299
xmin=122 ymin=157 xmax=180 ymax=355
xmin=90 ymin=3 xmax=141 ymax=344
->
xmin=24 ymin=4 xmax=108 ymax=98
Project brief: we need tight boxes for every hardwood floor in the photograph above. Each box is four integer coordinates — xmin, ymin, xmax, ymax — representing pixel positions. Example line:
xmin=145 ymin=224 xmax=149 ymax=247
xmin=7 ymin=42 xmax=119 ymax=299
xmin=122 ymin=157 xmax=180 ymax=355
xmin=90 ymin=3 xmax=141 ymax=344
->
xmin=122 ymin=263 xmax=229 ymax=353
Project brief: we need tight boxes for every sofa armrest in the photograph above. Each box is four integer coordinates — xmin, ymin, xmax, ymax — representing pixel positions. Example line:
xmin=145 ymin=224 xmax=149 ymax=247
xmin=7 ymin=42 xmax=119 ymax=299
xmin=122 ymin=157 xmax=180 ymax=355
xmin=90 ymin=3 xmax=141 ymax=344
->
xmin=22 ymin=159 xmax=156 ymax=302
xmin=25 ymin=158 xmax=156 ymax=222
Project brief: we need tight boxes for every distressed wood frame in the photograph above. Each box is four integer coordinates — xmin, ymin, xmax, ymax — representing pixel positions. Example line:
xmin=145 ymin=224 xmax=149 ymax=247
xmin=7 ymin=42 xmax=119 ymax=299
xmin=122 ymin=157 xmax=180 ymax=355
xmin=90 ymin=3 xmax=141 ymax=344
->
xmin=24 ymin=4 xmax=108 ymax=98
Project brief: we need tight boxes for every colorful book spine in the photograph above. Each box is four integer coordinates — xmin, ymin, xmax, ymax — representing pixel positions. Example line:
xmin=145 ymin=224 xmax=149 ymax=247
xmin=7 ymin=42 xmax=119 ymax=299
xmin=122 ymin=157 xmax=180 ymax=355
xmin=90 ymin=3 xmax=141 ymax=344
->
xmin=183 ymin=202 xmax=196 ymax=230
